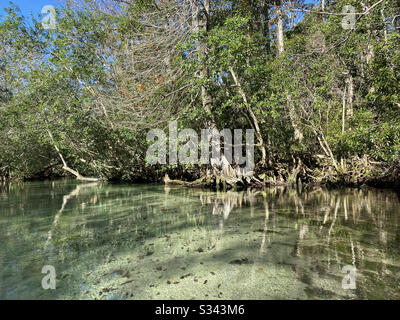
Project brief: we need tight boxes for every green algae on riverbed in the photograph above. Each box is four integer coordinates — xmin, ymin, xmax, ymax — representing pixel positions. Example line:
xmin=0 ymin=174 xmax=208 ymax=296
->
xmin=0 ymin=181 xmax=400 ymax=299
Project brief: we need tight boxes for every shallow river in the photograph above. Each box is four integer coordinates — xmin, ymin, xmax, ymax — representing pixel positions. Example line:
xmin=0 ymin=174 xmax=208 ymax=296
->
xmin=0 ymin=180 xmax=400 ymax=300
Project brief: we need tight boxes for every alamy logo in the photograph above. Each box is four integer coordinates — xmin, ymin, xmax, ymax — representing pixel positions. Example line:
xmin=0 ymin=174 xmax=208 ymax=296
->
xmin=342 ymin=5 xmax=356 ymax=30
xmin=341 ymin=265 xmax=356 ymax=290
xmin=42 ymin=265 xmax=56 ymax=290
xmin=41 ymin=5 xmax=57 ymax=30
xmin=146 ymin=121 xmax=255 ymax=173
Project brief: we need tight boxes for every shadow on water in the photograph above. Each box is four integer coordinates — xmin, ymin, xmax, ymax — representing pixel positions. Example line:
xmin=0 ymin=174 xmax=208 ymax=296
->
xmin=0 ymin=181 xmax=400 ymax=300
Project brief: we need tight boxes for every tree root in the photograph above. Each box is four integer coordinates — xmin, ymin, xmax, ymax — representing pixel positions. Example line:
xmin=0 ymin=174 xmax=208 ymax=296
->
xmin=164 ymin=168 xmax=263 ymax=190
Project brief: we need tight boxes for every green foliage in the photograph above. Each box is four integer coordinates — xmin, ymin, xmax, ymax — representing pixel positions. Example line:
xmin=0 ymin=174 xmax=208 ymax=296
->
xmin=1 ymin=0 xmax=399 ymax=181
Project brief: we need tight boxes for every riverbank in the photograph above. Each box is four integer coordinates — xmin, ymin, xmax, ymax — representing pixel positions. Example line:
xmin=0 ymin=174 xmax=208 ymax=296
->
xmin=163 ymin=156 xmax=400 ymax=190
xmin=2 ymin=156 xmax=399 ymax=190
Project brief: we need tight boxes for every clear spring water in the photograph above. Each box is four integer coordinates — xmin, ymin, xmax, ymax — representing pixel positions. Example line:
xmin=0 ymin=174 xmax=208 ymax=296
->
xmin=0 ymin=180 xmax=400 ymax=300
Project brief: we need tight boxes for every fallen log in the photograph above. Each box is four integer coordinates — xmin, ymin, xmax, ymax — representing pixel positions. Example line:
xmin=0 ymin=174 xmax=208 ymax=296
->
xmin=47 ymin=130 xmax=101 ymax=182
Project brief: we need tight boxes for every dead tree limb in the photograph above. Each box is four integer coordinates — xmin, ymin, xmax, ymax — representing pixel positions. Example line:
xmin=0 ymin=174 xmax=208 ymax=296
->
xmin=47 ymin=130 xmax=100 ymax=182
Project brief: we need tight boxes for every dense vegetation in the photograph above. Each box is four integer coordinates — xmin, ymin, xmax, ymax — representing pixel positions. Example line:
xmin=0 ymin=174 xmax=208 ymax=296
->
xmin=0 ymin=0 xmax=399 ymax=187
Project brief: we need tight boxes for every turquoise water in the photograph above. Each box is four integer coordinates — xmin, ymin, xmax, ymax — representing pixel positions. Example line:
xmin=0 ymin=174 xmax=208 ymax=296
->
xmin=0 ymin=180 xmax=400 ymax=300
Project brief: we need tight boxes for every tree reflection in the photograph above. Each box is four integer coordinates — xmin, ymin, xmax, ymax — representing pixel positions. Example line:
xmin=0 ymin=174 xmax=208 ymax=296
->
xmin=1 ymin=182 xmax=400 ymax=299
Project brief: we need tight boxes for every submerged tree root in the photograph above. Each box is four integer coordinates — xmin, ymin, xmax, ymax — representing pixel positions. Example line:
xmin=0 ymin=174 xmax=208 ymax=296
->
xmin=164 ymin=159 xmax=264 ymax=191
xmin=367 ymin=158 xmax=400 ymax=188
xmin=163 ymin=156 xmax=307 ymax=190
xmin=164 ymin=173 xmax=264 ymax=190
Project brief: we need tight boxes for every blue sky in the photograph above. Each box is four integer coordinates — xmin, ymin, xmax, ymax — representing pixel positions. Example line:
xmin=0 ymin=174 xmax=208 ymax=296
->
xmin=1 ymin=0 xmax=317 ymax=18
xmin=0 ymin=0 xmax=62 ymax=19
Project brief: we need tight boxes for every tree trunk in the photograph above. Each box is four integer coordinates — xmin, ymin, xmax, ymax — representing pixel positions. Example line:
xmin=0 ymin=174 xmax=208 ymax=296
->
xmin=342 ymin=84 xmax=347 ymax=134
xmin=229 ymin=67 xmax=268 ymax=164
xmin=276 ymin=3 xmax=304 ymax=145
xmin=347 ymin=75 xmax=354 ymax=118
xmin=381 ymin=8 xmax=387 ymax=42
xmin=276 ymin=2 xmax=285 ymax=55
xmin=192 ymin=0 xmax=232 ymax=174
xmin=287 ymin=96 xmax=304 ymax=143
xmin=289 ymin=0 xmax=295 ymax=30
xmin=261 ymin=2 xmax=271 ymax=53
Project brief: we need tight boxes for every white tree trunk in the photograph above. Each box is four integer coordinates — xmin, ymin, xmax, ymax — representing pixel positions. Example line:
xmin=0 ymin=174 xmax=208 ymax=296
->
xmin=276 ymin=3 xmax=285 ymax=55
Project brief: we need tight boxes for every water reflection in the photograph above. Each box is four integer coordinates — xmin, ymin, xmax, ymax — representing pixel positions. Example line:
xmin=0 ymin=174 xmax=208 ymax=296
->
xmin=46 ymin=183 xmax=99 ymax=244
xmin=0 ymin=181 xmax=399 ymax=300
